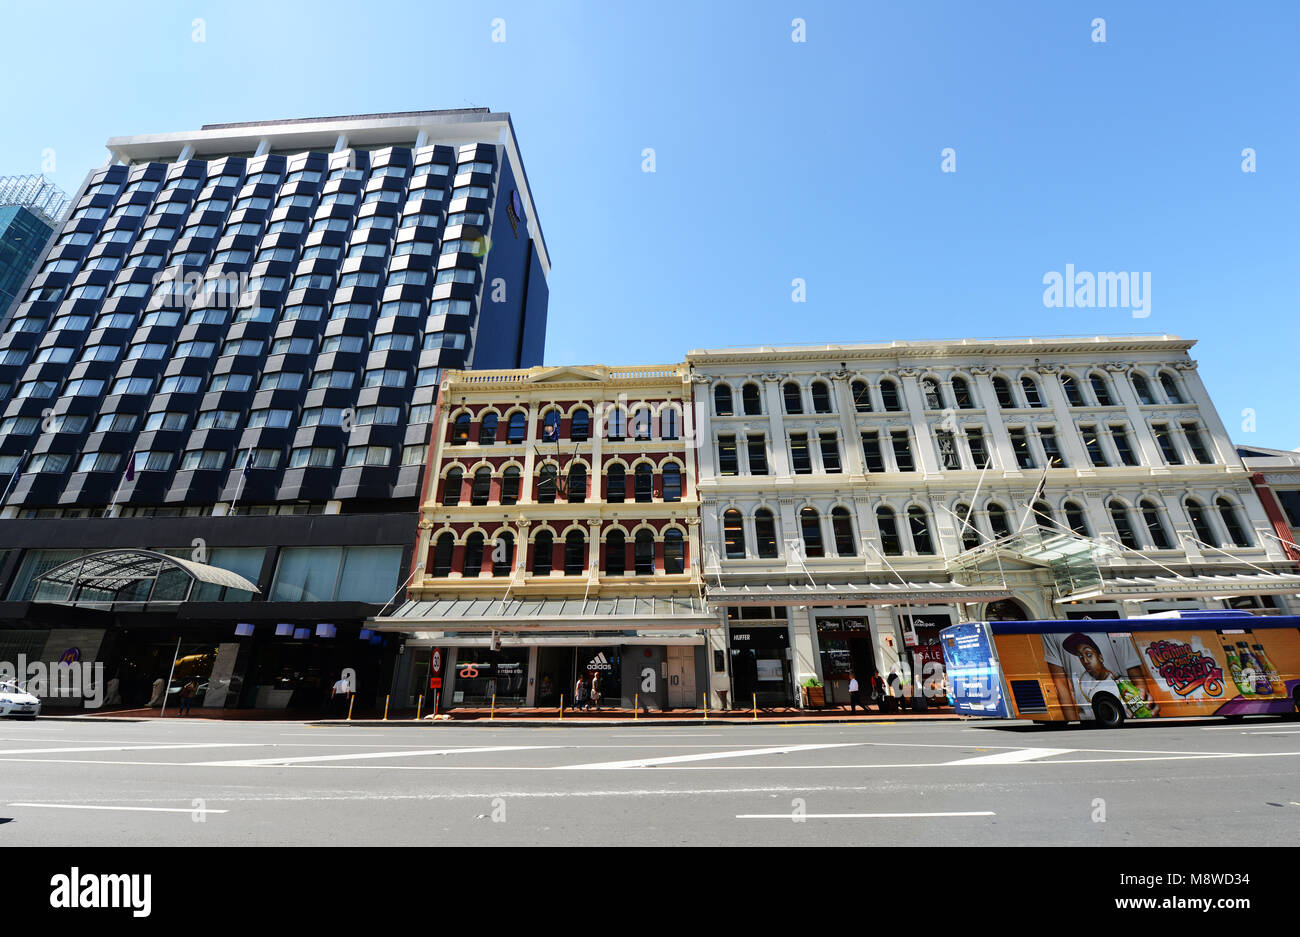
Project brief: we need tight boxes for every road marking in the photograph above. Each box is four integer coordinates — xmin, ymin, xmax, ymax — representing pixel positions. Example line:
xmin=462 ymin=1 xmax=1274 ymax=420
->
xmin=559 ymin=743 xmax=861 ymax=770
xmin=1240 ymin=729 xmax=1300 ymax=736
xmin=0 ymin=743 xmax=261 ymax=756
xmin=737 ymin=810 xmax=996 ymax=819
xmin=196 ymin=745 xmax=557 ymax=766
xmin=10 ymin=802 xmax=228 ymax=814
xmin=944 ymin=747 xmax=1074 ymax=765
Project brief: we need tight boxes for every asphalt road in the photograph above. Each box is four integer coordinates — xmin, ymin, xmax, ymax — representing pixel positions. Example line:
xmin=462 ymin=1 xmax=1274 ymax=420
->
xmin=2 ymin=716 xmax=1298 ymax=846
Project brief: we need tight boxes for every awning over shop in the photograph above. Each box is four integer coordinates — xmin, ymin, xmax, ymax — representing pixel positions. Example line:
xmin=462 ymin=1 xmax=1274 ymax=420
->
xmin=1057 ymin=572 xmax=1300 ymax=603
xmin=29 ymin=549 xmax=260 ymax=607
xmin=704 ymin=581 xmax=1013 ymax=606
xmin=403 ymin=632 xmax=706 ymax=647
xmin=370 ymin=595 xmax=721 ymax=633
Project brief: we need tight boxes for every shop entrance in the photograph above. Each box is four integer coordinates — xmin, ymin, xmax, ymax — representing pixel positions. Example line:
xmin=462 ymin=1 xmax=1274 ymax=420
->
xmin=535 ymin=647 xmax=573 ymax=706
xmin=816 ymin=616 xmax=877 ymax=707
xmin=729 ymin=627 xmax=792 ymax=707
xmin=666 ymin=645 xmax=696 ymax=708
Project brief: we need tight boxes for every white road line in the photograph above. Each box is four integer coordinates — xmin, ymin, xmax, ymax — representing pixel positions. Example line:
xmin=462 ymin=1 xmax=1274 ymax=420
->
xmin=196 ymin=745 xmax=557 ymax=766
xmin=0 ymin=742 xmax=262 ymax=756
xmin=944 ymin=747 xmax=1074 ymax=765
xmin=9 ymin=803 xmax=228 ymax=814
xmin=559 ymin=743 xmax=862 ymax=770
xmin=737 ymin=810 xmax=996 ymax=819
xmin=1240 ymin=730 xmax=1300 ymax=736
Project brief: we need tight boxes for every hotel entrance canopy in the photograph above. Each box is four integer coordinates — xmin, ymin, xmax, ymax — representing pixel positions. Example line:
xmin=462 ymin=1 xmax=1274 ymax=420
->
xmin=1056 ymin=572 xmax=1300 ymax=603
xmin=30 ymin=549 xmax=261 ymax=607
xmin=370 ymin=595 xmax=722 ymax=633
xmin=704 ymin=581 xmax=1013 ymax=606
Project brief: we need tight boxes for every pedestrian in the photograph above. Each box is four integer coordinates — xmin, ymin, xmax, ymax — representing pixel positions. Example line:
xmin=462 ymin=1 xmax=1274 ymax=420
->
xmin=848 ymin=672 xmax=861 ymax=713
xmin=178 ymin=678 xmax=197 ymax=716
xmin=574 ymin=674 xmax=588 ymax=711
xmin=590 ymin=671 xmax=602 ymax=712
xmin=331 ymin=671 xmax=354 ymax=717
xmin=870 ymin=672 xmax=885 ymax=711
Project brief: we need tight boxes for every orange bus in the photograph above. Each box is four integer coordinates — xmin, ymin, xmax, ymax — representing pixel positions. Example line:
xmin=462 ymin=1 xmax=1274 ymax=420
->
xmin=940 ymin=610 xmax=1300 ymax=728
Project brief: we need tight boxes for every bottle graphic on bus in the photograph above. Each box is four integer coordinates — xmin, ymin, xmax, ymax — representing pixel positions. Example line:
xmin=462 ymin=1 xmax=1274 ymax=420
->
xmin=1114 ymin=676 xmax=1154 ymax=718
xmin=1222 ymin=643 xmax=1255 ymax=696
xmin=1238 ymin=642 xmax=1275 ymax=695
xmin=1250 ymin=644 xmax=1281 ymax=694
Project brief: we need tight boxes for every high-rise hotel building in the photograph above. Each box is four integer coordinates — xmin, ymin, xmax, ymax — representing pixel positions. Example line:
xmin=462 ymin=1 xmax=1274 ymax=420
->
xmin=0 ymin=109 xmax=549 ymax=712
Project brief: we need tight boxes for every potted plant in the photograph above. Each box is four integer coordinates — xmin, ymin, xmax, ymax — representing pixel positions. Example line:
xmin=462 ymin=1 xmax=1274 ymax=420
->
xmin=801 ymin=676 xmax=825 ymax=709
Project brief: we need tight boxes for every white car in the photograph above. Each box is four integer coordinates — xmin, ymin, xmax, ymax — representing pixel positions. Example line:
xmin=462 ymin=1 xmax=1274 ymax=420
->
xmin=0 ymin=681 xmax=41 ymax=719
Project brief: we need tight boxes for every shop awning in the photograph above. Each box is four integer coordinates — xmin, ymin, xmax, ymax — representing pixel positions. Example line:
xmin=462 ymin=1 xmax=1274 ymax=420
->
xmin=704 ymin=581 xmax=1013 ymax=606
xmin=403 ymin=632 xmax=706 ymax=647
xmin=1057 ymin=571 xmax=1300 ymax=603
xmin=369 ymin=595 xmax=722 ymax=633
xmin=29 ymin=549 xmax=260 ymax=606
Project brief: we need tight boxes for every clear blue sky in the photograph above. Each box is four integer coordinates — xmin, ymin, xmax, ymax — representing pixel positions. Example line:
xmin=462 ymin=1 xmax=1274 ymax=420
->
xmin=1 ymin=1 xmax=1296 ymax=446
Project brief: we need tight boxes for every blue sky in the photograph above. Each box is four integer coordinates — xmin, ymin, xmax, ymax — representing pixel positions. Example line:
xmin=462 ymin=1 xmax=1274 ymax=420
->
xmin=1 ymin=1 xmax=1296 ymax=445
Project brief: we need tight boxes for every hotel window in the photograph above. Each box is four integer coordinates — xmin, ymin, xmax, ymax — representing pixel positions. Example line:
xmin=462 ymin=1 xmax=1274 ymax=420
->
xmin=811 ymin=381 xmax=833 ymax=413
xmin=879 ymin=380 xmax=902 ymax=412
xmin=606 ymin=464 xmax=626 ymax=503
xmin=537 ymin=464 xmax=558 ymax=504
xmin=908 ymin=506 xmax=935 ymax=554
xmin=1140 ymin=499 xmax=1173 ymax=549
xmin=564 ymin=531 xmax=586 ymax=575
xmin=571 ymin=409 xmax=590 ymax=441
xmin=442 ymin=468 xmax=463 ymax=506
xmin=259 ymin=371 xmax=304 ymax=391
xmin=790 ymin=433 xmax=812 ymax=474
xmin=783 ymin=382 xmax=803 ymax=414
xmin=1089 ymin=373 xmax=1114 ymax=406
xmin=604 ymin=531 xmax=626 ymax=575
xmin=1152 ymin=423 xmax=1182 ymax=465
xmin=458 ymin=533 xmax=485 ymax=578
xmin=471 ymin=468 xmax=492 ymax=505
xmin=877 ymin=507 xmax=902 ymax=555
xmin=718 ymin=435 xmax=739 ymax=475
xmin=966 ymin=428 xmax=990 ymax=469
xmin=831 ymin=507 xmax=856 ymax=556
xmin=567 ymin=463 xmax=588 ymax=504
xmin=1081 ymin=425 xmax=1109 ymax=467
xmin=922 ymin=379 xmax=943 ymax=410
xmin=800 ymin=507 xmax=825 ymax=558
xmin=714 ymin=384 xmax=733 ymax=415
xmin=532 ymin=532 xmax=554 ymax=576
xmin=1159 ymin=372 xmax=1185 ymax=404
xmin=660 ymin=408 xmax=678 ymax=440
xmin=1182 ymin=423 xmax=1213 ymax=464
xmin=1032 ymin=501 xmax=1054 ymax=530
xmin=861 ymin=431 xmax=885 ymax=472
xmin=755 ymin=509 xmax=779 ymax=558
xmin=501 ymin=467 xmax=521 ymax=505
xmin=1008 ymin=428 xmax=1034 ymax=469
xmin=633 ymin=407 xmax=652 ymax=441
xmin=662 ymin=463 xmax=682 ymax=502
xmin=742 ymin=383 xmax=762 ymax=415
xmin=182 ymin=449 xmax=230 ymax=471
xmin=303 ymin=245 xmax=342 ymax=262
xmin=1132 ymin=373 xmax=1156 ymax=405
xmin=1061 ymin=374 xmax=1085 ymax=406
xmin=541 ymin=411 xmax=560 ymax=442
xmin=1021 ymin=376 xmax=1044 ymax=408
xmin=76 ymin=451 xmax=122 ymax=473
xmin=819 ymin=432 xmax=842 ymax=473
xmin=664 ymin=530 xmax=685 ymax=574
xmin=634 ymin=530 xmax=655 ymax=575
xmin=1109 ymin=501 xmax=1140 ymax=550
xmin=1039 ymin=427 xmax=1065 ymax=467
xmin=96 ymin=413 xmax=138 ymax=432
xmin=951 ymin=376 xmax=974 ymax=409
xmin=634 ymin=464 xmax=654 ymax=503
xmin=195 ymin=409 xmax=241 ymax=430
xmin=955 ymin=503 xmax=980 ymax=551
xmin=747 ymin=434 xmax=769 ymax=475
xmin=288 ymin=447 xmax=336 ymax=469
xmin=891 ymin=430 xmax=915 ymax=472
xmin=430 ymin=534 xmax=454 ymax=577
xmin=247 ymin=409 xmax=293 ymax=429
xmin=1186 ymin=499 xmax=1217 ymax=546
xmin=402 ymin=445 xmax=428 ymax=466
xmin=724 ymin=510 xmax=746 ymax=559
xmin=311 ymin=370 xmax=355 ymax=390
xmin=507 ymin=412 xmax=527 ymax=443
xmin=988 ymin=503 xmax=1012 ymax=538
xmin=1217 ymin=498 xmax=1252 ymax=547
xmin=607 ymin=407 xmax=626 ymax=440
xmin=992 ymin=376 xmax=1015 ymax=409
xmin=489 ymin=533 xmax=515 ymax=577
xmin=935 ymin=430 xmax=961 ymax=470
xmin=339 ymin=272 xmax=380 ymax=288
xmin=450 ymin=413 xmax=471 ymax=445
xmin=345 ymin=446 xmax=392 ymax=468
xmin=477 ymin=414 xmax=498 ymax=445
xmin=1064 ymin=501 xmax=1091 ymax=536
xmin=851 ymin=380 xmax=871 ymax=412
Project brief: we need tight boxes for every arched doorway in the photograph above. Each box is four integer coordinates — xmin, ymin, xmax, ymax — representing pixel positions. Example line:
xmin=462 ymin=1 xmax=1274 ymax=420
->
xmin=983 ymin=598 xmax=1030 ymax=622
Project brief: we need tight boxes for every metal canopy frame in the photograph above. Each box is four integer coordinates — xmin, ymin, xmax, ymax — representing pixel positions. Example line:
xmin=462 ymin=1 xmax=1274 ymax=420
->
xmin=30 ymin=549 xmax=260 ymax=607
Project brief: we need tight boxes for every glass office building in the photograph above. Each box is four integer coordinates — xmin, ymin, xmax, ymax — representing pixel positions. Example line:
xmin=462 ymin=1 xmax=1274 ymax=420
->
xmin=0 ymin=175 xmax=68 ymax=319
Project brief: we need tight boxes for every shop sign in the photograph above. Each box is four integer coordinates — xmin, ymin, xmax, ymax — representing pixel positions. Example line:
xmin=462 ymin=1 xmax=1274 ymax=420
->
xmin=586 ymin=651 xmax=614 ymax=671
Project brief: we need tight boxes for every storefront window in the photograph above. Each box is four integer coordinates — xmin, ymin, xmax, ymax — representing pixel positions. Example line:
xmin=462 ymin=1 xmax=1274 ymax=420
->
xmin=452 ymin=648 xmax=529 ymax=705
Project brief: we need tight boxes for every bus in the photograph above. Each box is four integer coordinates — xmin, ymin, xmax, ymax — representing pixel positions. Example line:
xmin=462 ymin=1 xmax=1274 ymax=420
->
xmin=939 ymin=610 xmax=1300 ymax=728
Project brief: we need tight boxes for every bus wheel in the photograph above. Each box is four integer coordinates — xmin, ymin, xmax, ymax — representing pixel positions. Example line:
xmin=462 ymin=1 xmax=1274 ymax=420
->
xmin=1092 ymin=694 xmax=1125 ymax=729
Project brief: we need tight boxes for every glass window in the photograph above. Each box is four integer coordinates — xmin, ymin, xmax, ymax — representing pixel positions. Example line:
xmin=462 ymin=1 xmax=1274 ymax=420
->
xmin=1008 ymin=427 xmax=1035 ymax=469
xmin=1159 ymin=372 xmax=1185 ymax=404
xmin=811 ymin=381 xmax=832 ymax=413
xmin=819 ymin=432 xmax=841 ymax=473
xmin=662 ymin=463 xmax=682 ymax=502
xmin=634 ymin=464 xmax=654 ymax=503
xmin=664 ymin=529 xmax=685 ymax=574
xmin=1090 ymin=374 xmax=1114 ymax=406
xmin=1081 ymin=425 xmax=1109 ymax=467
xmin=783 ymin=382 xmax=803 ymax=414
xmin=877 ymin=507 xmax=902 ymax=555
xmin=714 ymin=384 xmax=733 ymax=416
xmin=718 ymin=435 xmax=738 ymax=476
xmin=605 ymin=464 xmax=625 ymax=503
xmin=724 ymin=510 xmax=746 ymax=559
xmin=790 ymin=433 xmax=812 ymax=474
xmin=747 ymin=434 xmax=769 ymax=475
xmin=891 ymin=431 xmax=915 ymax=471
xmin=992 ymin=376 xmax=1015 ymax=408
xmin=1217 ymin=498 xmax=1251 ymax=547
xmin=831 ymin=507 xmax=856 ymax=556
xmin=908 ymin=506 xmax=935 ymax=554
xmin=861 ymin=431 xmax=885 ymax=472
xmin=880 ymin=380 xmax=902 ymax=411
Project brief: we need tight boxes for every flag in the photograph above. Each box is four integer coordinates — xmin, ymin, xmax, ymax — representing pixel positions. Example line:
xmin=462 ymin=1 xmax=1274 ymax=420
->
xmin=124 ymin=453 xmax=136 ymax=483
xmin=242 ymin=447 xmax=253 ymax=478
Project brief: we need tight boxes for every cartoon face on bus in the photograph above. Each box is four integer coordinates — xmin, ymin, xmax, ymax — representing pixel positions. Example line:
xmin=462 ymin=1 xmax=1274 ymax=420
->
xmin=1042 ymin=632 xmax=1160 ymax=720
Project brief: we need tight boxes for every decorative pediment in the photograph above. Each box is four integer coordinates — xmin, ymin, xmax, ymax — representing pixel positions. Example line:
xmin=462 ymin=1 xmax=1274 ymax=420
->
xmin=527 ymin=366 xmax=609 ymax=384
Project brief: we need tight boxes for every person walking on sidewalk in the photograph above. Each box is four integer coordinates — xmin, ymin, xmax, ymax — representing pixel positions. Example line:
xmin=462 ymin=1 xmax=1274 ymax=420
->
xmin=590 ymin=671 xmax=602 ymax=712
xmin=178 ymin=678 xmax=197 ymax=716
xmin=574 ymin=673 xmax=588 ymax=711
xmin=848 ymin=673 xmax=862 ymax=713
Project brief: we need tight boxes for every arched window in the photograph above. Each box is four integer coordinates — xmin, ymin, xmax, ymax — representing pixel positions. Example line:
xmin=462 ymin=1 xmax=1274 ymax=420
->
xmin=755 ymin=509 xmax=778 ymax=558
xmin=1060 ymin=374 xmax=1085 ymax=407
xmin=660 ymin=408 xmax=679 ymax=440
xmin=1090 ymin=373 xmax=1114 ymax=406
xmin=1216 ymin=498 xmax=1251 ymax=547
xmin=714 ymin=384 xmax=734 ymax=416
xmin=492 ymin=532 xmax=515 ymax=577
xmin=442 ymin=467 xmax=462 ymax=506
xmin=664 ymin=529 xmax=685 ymax=574
xmin=471 ymin=467 xmax=492 ymax=505
xmin=723 ymin=509 xmax=746 ymax=558
xmin=1131 ymin=373 xmax=1155 ymax=405
xmin=607 ymin=407 xmax=626 ymax=440
xmin=851 ymin=380 xmax=871 ymax=412
xmin=955 ymin=503 xmax=980 ymax=551
xmin=507 ymin=411 xmax=526 ymax=443
xmin=541 ymin=409 xmax=560 ymax=442
xmin=478 ymin=413 xmax=498 ymax=445
xmin=922 ymin=379 xmax=943 ymax=410
xmin=634 ymin=463 xmax=654 ymax=503
xmin=992 ymin=376 xmax=1015 ymax=409
xmin=1140 ymin=499 xmax=1172 ymax=549
xmin=799 ymin=507 xmax=824 ymax=558
xmin=564 ymin=530 xmax=586 ymax=575
xmin=567 ymin=462 xmax=587 ymax=504
xmin=633 ymin=407 xmax=652 ymax=441
xmin=431 ymin=533 xmax=454 ymax=577
xmin=537 ymin=463 xmax=557 ymax=504
xmin=463 ymin=532 xmax=485 ymax=577
xmin=742 ymin=383 xmax=762 ymax=415
xmin=831 ymin=507 xmax=856 ymax=556
xmin=877 ymin=507 xmax=902 ymax=555
xmin=908 ymin=506 xmax=935 ymax=554
xmin=811 ymin=381 xmax=832 ymax=413
xmin=571 ymin=408 xmax=590 ymax=441
xmin=606 ymin=463 xmax=626 ymax=503
xmin=532 ymin=531 xmax=554 ymax=575
xmin=951 ymin=376 xmax=973 ymax=409
xmin=1064 ymin=501 xmax=1090 ymax=536
xmin=987 ymin=502 xmax=1012 ymax=538
xmin=879 ymin=380 xmax=902 ymax=411
xmin=662 ymin=463 xmax=682 ymax=502
xmin=1186 ymin=498 xmax=1218 ymax=547
xmin=1159 ymin=372 xmax=1184 ymax=404
xmin=605 ymin=530 xmax=626 ymax=575
xmin=1020 ymin=376 xmax=1043 ymax=408
xmin=783 ymin=382 xmax=803 ymax=414
xmin=1109 ymin=501 xmax=1139 ymax=549
xmin=634 ymin=529 xmax=655 ymax=575
xmin=501 ymin=466 xmax=520 ymax=505
xmin=1032 ymin=500 xmax=1054 ymax=529
xmin=451 ymin=412 xmax=471 ymax=445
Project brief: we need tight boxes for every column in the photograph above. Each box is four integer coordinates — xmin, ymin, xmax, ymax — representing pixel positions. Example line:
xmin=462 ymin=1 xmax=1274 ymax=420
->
xmin=761 ymin=375 xmax=792 ymax=476
xmin=790 ymin=606 xmax=820 ymax=698
xmin=1106 ymin=364 xmax=1163 ymax=469
xmin=832 ymin=376 xmax=866 ymax=475
xmin=969 ymin=368 xmax=1019 ymax=477
xmin=1035 ymin=365 xmax=1091 ymax=470
xmin=897 ymin=369 xmax=941 ymax=476
xmin=588 ymin=519 xmax=602 ymax=578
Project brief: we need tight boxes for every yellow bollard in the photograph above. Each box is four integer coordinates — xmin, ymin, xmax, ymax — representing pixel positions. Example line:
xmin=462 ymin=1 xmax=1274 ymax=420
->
xmin=703 ymin=692 xmax=708 ymax=721
xmin=635 ymin=692 xmax=638 ymax=720
xmin=753 ymin=693 xmax=757 ymax=721
xmin=383 ymin=695 xmax=390 ymax=721
xmin=560 ymin=694 xmax=564 ymax=721
xmin=346 ymin=694 xmax=354 ymax=722
xmin=415 ymin=694 xmax=423 ymax=721
xmin=490 ymin=692 xmax=495 ymax=720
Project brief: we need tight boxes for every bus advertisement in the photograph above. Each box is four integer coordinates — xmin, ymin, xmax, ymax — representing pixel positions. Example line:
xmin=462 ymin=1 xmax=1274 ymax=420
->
xmin=939 ymin=610 xmax=1300 ymax=728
